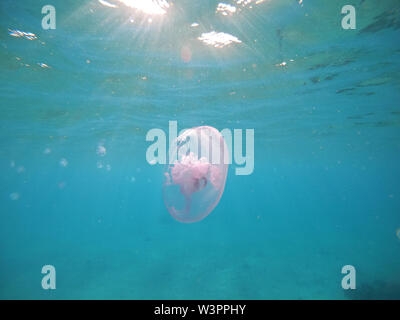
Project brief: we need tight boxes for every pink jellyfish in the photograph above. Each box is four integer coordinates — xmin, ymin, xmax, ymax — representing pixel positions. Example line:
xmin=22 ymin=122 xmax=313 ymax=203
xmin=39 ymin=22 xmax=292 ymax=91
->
xmin=163 ymin=126 xmax=229 ymax=223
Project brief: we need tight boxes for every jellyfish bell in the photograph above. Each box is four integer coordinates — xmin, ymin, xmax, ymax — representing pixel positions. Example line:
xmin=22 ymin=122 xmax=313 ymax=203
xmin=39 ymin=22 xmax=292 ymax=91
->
xmin=163 ymin=126 xmax=229 ymax=223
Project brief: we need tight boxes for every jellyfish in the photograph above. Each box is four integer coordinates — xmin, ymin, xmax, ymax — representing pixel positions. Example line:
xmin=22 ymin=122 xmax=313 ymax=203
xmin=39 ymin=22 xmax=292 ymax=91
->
xmin=163 ymin=126 xmax=228 ymax=223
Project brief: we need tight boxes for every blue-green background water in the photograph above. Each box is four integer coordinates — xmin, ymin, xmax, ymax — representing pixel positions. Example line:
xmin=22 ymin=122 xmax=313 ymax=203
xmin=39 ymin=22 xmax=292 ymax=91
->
xmin=1 ymin=0 xmax=400 ymax=299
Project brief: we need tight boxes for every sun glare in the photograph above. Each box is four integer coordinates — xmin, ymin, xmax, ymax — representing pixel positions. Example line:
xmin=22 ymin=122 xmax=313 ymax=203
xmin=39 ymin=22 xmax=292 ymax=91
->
xmin=118 ymin=0 xmax=169 ymax=15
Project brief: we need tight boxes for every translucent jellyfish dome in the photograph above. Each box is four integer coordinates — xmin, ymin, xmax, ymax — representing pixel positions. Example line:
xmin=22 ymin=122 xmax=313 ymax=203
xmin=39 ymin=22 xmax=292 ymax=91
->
xmin=163 ymin=126 xmax=229 ymax=223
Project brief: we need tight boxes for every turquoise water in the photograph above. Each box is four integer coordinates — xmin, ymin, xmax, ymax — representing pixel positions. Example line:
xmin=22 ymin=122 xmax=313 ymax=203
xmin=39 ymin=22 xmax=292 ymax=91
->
xmin=1 ymin=0 xmax=400 ymax=299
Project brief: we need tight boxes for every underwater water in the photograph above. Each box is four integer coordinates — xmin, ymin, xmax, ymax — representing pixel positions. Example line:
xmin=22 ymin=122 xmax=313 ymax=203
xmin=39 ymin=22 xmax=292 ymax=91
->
xmin=1 ymin=0 xmax=400 ymax=299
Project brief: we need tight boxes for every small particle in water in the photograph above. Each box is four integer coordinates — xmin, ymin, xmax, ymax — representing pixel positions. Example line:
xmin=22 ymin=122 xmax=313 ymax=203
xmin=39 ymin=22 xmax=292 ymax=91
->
xmin=10 ymin=161 xmax=15 ymax=168
xmin=10 ymin=193 xmax=20 ymax=201
xmin=106 ymin=164 xmax=111 ymax=171
xmin=141 ymin=76 xmax=147 ymax=81
xmin=277 ymin=61 xmax=287 ymax=67
xmin=60 ymin=158 xmax=68 ymax=167
xmin=86 ymin=59 xmax=91 ymax=64
xmin=396 ymin=228 xmax=400 ymax=240
xmin=43 ymin=148 xmax=51 ymax=154
xmin=97 ymin=145 xmax=106 ymax=156
xmin=191 ymin=22 xmax=199 ymax=27
xmin=131 ymin=176 xmax=136 ymax=182
xmin=58 ymin=181 xmax=66 ymax=189
xmin=148 ymin=18 xmax=153 ymax=23
xmin=38 ymin=63 xmax=50 ymax=68
xmin=17 ymin=166 xmax=25 ymax=173
xmin=97 ymin=161 xmax=104 ymax=169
